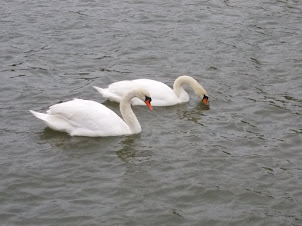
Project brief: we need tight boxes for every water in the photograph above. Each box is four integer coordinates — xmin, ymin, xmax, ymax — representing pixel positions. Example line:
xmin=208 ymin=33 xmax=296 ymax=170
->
xmin=1 ymin=0 xmax=302 ymax=225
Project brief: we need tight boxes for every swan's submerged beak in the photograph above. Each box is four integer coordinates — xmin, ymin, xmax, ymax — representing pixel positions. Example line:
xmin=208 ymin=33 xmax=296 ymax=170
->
xmin=145 ymin=96 xmax=153 ymax=110
xmin=202 ymin=95 xmax=209 ymax=105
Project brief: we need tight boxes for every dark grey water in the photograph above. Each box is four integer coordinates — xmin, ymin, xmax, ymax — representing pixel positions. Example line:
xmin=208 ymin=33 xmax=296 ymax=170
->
xmin=1 ymin=0 xmax=302 ymax=225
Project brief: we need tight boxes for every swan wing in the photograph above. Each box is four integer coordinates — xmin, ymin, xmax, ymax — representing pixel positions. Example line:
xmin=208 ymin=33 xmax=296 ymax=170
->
xmin=105 ymin=79 xmax=179 ymax=106
xmin=44 ymin=99 xmax=130 ymax=136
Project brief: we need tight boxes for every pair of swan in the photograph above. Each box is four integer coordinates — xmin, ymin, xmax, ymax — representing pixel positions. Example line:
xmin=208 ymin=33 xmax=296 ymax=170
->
xmin=30 ymin=76 xmax=208 ymax=137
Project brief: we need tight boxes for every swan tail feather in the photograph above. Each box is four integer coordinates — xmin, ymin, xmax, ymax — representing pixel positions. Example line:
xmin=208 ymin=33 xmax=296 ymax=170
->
xmin=29 ymin=110 xmax=49 ymax=121
xmin=30 ymin=110 xmax=72 ymax=133
xmin=93 ymin=86 xmax=122 ymax=102
xmin=93 ymin=86 xmax=106 ymax=96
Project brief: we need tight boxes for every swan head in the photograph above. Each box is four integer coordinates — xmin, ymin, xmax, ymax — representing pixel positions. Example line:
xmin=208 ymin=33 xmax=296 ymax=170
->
xmin=136 ymin=88 xmax=153 ymax=110
xmin=194 ymin=86 xmax=209 ymax=106
xmin=202 ymin=95 xmax=209 ymax=105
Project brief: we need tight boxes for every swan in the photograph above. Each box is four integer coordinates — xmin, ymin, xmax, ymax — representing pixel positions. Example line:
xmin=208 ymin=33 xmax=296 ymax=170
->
xmin=29 ymin=88 xmax=153 ymax=137
xmin=93 ymin=75 xmax=208 ymax=106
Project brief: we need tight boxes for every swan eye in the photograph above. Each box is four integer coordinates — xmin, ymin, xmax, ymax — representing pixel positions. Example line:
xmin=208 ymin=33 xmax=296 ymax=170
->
xmin=145 ymin=96 xmax=152 ymax=102
xmin=202 ymin=95 xmax=208 ymax=105
xmin=144 ymin=96 xmax=153 ymax=110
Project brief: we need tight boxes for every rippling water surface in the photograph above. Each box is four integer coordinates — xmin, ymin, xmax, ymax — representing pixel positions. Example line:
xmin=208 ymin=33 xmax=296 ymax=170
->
xmin=1 ymin=0 xmax=302 ymax=225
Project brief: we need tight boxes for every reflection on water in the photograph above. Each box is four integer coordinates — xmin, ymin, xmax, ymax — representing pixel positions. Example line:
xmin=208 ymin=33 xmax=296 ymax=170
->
xmin=116 ymin=136 xmax=138 ymax=162
xmin=176 ymin=102 xmax=209 ymax=124
xmin=40 ymin=127 xmax=71 ymax=140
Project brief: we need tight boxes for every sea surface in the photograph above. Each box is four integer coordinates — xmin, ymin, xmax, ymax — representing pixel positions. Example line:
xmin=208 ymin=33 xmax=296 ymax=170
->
xmin=1 ymin=0 xmax=302 ymax=225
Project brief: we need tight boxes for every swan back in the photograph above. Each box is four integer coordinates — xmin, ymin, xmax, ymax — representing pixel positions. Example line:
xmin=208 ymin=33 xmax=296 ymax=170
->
xmin=46 ymin=99 xmax=130 ymax=136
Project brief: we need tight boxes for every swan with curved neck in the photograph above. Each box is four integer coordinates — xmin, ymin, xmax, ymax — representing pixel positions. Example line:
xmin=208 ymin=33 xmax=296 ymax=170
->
xmin=29 ymin=88 xmax=153 ymax=137
xmin=119 ymin=88 xmax=152 ymax=134
xmin=93 ymin=75 xmax=208 ymax=106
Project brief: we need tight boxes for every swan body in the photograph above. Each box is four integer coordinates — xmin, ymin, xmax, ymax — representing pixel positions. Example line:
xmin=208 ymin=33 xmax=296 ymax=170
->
xmin=93 ymin=75 xmax=208 ymax=106
xmin=30 ymin=88 xmax=153 ymax=137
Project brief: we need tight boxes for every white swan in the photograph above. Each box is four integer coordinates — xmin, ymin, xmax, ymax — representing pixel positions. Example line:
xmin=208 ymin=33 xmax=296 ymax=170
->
xmin=93 ymin=75 xmax=208 ymax=106
xmin=29 ymin=88 xmax=153 ymax=137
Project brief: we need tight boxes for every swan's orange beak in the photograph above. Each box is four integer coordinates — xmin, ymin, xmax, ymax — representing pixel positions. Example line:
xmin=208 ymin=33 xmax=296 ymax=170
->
xmin=202 ymin=95 xmax=209 ymax=105
xmin=145 ymin=97 xmax=153 ymax=110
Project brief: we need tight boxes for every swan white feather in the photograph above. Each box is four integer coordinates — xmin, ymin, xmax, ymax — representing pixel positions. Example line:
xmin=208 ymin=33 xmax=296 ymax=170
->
xmin=93 ymin=75 xmax=208 ymax=106
xmin=30 ymin=88 xmax=152 ymax=137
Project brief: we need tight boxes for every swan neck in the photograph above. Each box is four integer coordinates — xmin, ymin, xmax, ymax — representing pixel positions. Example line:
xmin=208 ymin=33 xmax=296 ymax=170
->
xmin=120 ymin=90 xmax=141 ymax=134
xmin=173 ymin=75 xmax=206 ymax=98
xmin=173 ymin=75 xmax=194 ymax=97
